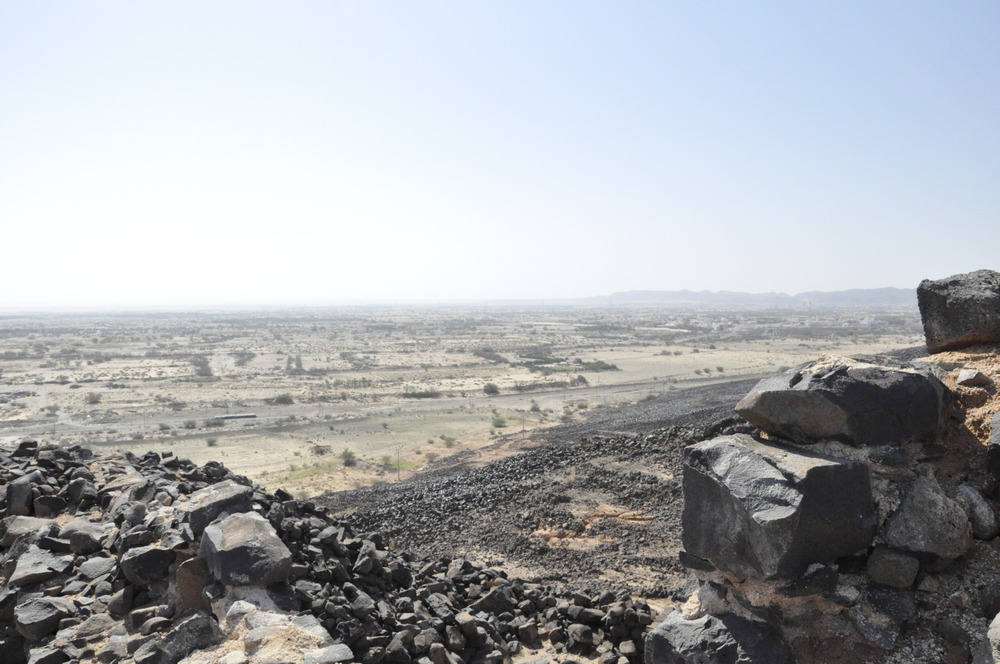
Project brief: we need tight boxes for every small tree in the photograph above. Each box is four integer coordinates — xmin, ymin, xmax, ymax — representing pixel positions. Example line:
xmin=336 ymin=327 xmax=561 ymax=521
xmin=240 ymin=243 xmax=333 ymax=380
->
xmin=492 ymin=415 xmax=507 ymax=428
xmin=85 ymin=392 xmax=102 ymax=405
xmin=483 ymin=383 xmax=500 ymax=396
xmin=341 ymin=449 xmax=357 ymax=467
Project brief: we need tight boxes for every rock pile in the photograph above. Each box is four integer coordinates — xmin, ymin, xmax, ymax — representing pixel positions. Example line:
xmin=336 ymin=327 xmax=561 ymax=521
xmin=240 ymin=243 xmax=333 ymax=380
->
xmin=649 ymin=270 xmax=1000 ymax=664
xmin=1 ymin=439 xmax=656 ymax=664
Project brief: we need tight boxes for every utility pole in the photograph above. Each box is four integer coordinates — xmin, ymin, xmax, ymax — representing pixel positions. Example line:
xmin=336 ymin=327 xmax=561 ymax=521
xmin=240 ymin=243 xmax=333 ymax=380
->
xmin=397 ymin=447 xmax=401 ymax=482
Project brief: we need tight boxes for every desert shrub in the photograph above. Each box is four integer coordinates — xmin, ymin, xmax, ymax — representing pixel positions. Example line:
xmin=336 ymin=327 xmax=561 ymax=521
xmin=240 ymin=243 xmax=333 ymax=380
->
xmin=183 ymin=420 xmax=197 ymax=429
xmin=203 ymin=418 xmax=225 ymax=428
xmin=158 ymin=423 xmax=171 ymax=431
xmin=206 ymin=438 xmax=218 ymax=447
xmin=231 ymin=351 xmax=256 ymax=367
xmin=84 ymin=392 xmax=102 ymax=405
xmin=492 ymin=415 xmax=506 ymax=428
xmin=272 ymin=393 xmax=294 ymax=405
xmin=341 ymin=449 xmax=357 ymax=467
xmin=190 ymin=356 xmax=213 ymax=377
xmin=473 ymin=348 xmax=507 ymax=364
xmin=403 ymin=390 xmax=441 ymax=399
xmin=483 ymin=383 xmax=500 ymax=396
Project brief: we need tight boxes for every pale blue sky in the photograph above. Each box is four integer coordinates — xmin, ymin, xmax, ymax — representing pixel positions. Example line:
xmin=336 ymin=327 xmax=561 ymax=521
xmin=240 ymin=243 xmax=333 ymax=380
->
xmin=1 ymin=2 xmax=998 ymax=307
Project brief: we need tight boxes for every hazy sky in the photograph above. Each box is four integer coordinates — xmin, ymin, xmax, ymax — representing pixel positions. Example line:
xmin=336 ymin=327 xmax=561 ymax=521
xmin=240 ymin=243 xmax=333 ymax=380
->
xmin=1 ymin=2 xmax=998 ymax=307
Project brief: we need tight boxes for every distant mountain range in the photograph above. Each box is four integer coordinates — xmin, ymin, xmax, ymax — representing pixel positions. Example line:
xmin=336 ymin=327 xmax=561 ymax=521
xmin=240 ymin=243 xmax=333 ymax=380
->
xmin=589 ymin=287 xmax=916 ymax=307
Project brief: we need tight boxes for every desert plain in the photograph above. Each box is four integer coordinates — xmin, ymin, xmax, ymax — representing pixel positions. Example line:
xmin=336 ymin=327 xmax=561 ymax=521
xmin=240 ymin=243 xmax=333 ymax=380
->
xmin=0 ymin=303 xmax=923 ymax=497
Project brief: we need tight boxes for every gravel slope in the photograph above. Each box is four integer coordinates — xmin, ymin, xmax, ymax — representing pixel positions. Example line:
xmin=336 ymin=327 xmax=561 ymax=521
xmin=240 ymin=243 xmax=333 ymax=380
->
xmin=317 ymin=379 xmax=756 ymax=600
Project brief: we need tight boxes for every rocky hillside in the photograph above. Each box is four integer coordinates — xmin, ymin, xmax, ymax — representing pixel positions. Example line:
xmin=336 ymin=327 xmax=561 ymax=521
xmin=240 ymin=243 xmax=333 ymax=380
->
xmin=4 ymin=268 xmax=1000 ymax=664
xmin=647 ymin=269 xmax=1000 ymax=664
xmin=0 ymin=435 xmax=660 ymax=664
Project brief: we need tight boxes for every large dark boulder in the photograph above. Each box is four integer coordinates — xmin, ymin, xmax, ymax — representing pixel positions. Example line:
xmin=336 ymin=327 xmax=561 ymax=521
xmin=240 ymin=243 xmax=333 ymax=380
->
xmin=644 ymin=610 xmax=793 ymax=664
xmin=200 ymin=511 xmax=292 ymax=586
xmin=918 ymin=269 xmax=1000 ymax=353
xmin=735 ymin=356 xmax=950 ymax=446
xmin=682 ymin=434 xmax=875 ymax=581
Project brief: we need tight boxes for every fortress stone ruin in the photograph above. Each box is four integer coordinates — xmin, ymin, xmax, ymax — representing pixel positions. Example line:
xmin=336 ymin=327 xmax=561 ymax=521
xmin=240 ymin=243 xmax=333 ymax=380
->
xmin=647 ymin=269 xmax=1000 ymax=664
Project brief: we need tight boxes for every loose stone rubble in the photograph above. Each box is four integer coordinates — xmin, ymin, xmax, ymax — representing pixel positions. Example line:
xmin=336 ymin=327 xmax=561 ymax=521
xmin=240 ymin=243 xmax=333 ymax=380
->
xmin=0 ymin=440 xmax=654 ymax=664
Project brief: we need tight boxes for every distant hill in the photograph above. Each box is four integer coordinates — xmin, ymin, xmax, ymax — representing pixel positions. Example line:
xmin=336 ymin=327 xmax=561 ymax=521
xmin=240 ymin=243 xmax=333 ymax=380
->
xmin=792 ymin=287 xmax=916 ymax=306
xmin=594 ymin=287 xmax=916 ymax=308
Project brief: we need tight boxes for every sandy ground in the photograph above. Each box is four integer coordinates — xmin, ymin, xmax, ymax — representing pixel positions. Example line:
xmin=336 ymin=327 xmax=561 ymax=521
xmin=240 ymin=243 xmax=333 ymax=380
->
xmin=0 ymin=306 xmax=922 ymax=495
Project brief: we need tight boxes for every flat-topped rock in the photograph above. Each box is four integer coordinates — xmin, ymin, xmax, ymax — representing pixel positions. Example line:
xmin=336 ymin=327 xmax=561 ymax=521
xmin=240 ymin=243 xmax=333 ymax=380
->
xmin=14 ymin=597 xmax=74 ymax=641
xmin=918 ymin=269 xmax=1000 ymax=353
xmin=735 ymin=356 xmax=950 ymax=446
xmin=1 ymin=516 xmax=54 ymax=547
xmin=8 ymin=545 xmax=74 ymax=587
xmin=184 ymin=479 xmax=254 ymax=535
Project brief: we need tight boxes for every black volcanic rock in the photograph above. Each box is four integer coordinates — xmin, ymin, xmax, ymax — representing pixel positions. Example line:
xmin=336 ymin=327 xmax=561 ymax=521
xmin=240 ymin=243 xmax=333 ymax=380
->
xmin=918 ymin=269 xmax=1000 ymax=353
xmin=14 ymin=597 xmax=74 ymax=641
xmin=735 ymin=356 xmax=950 ymax=446
xmin=644 ymin=610 xmax=793 ymax=664
xmin=883 ymin=477 xmax=973 ymax=560
xmin=183 ymin=479 xmax=253 ymax=535
xmin=682 ymin=434 xmax=875 ymax=581
xmin=120 ymin=545 xmax=175 ymax=586
xmin=200 ymin=511 xmax=292 ymax=586
xmin=0 ymin=439 xmax=666 ymax=664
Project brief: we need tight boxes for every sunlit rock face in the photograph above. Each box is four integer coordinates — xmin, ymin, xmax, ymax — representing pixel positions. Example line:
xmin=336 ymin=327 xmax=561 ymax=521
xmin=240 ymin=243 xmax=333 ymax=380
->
xmin=735 ymin=356 xmax=950 ymax=446
xmin=918 ymin=269 xmax=1000 ymax=353
xmin=682 ymin=434 xmax=875 ymax=581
